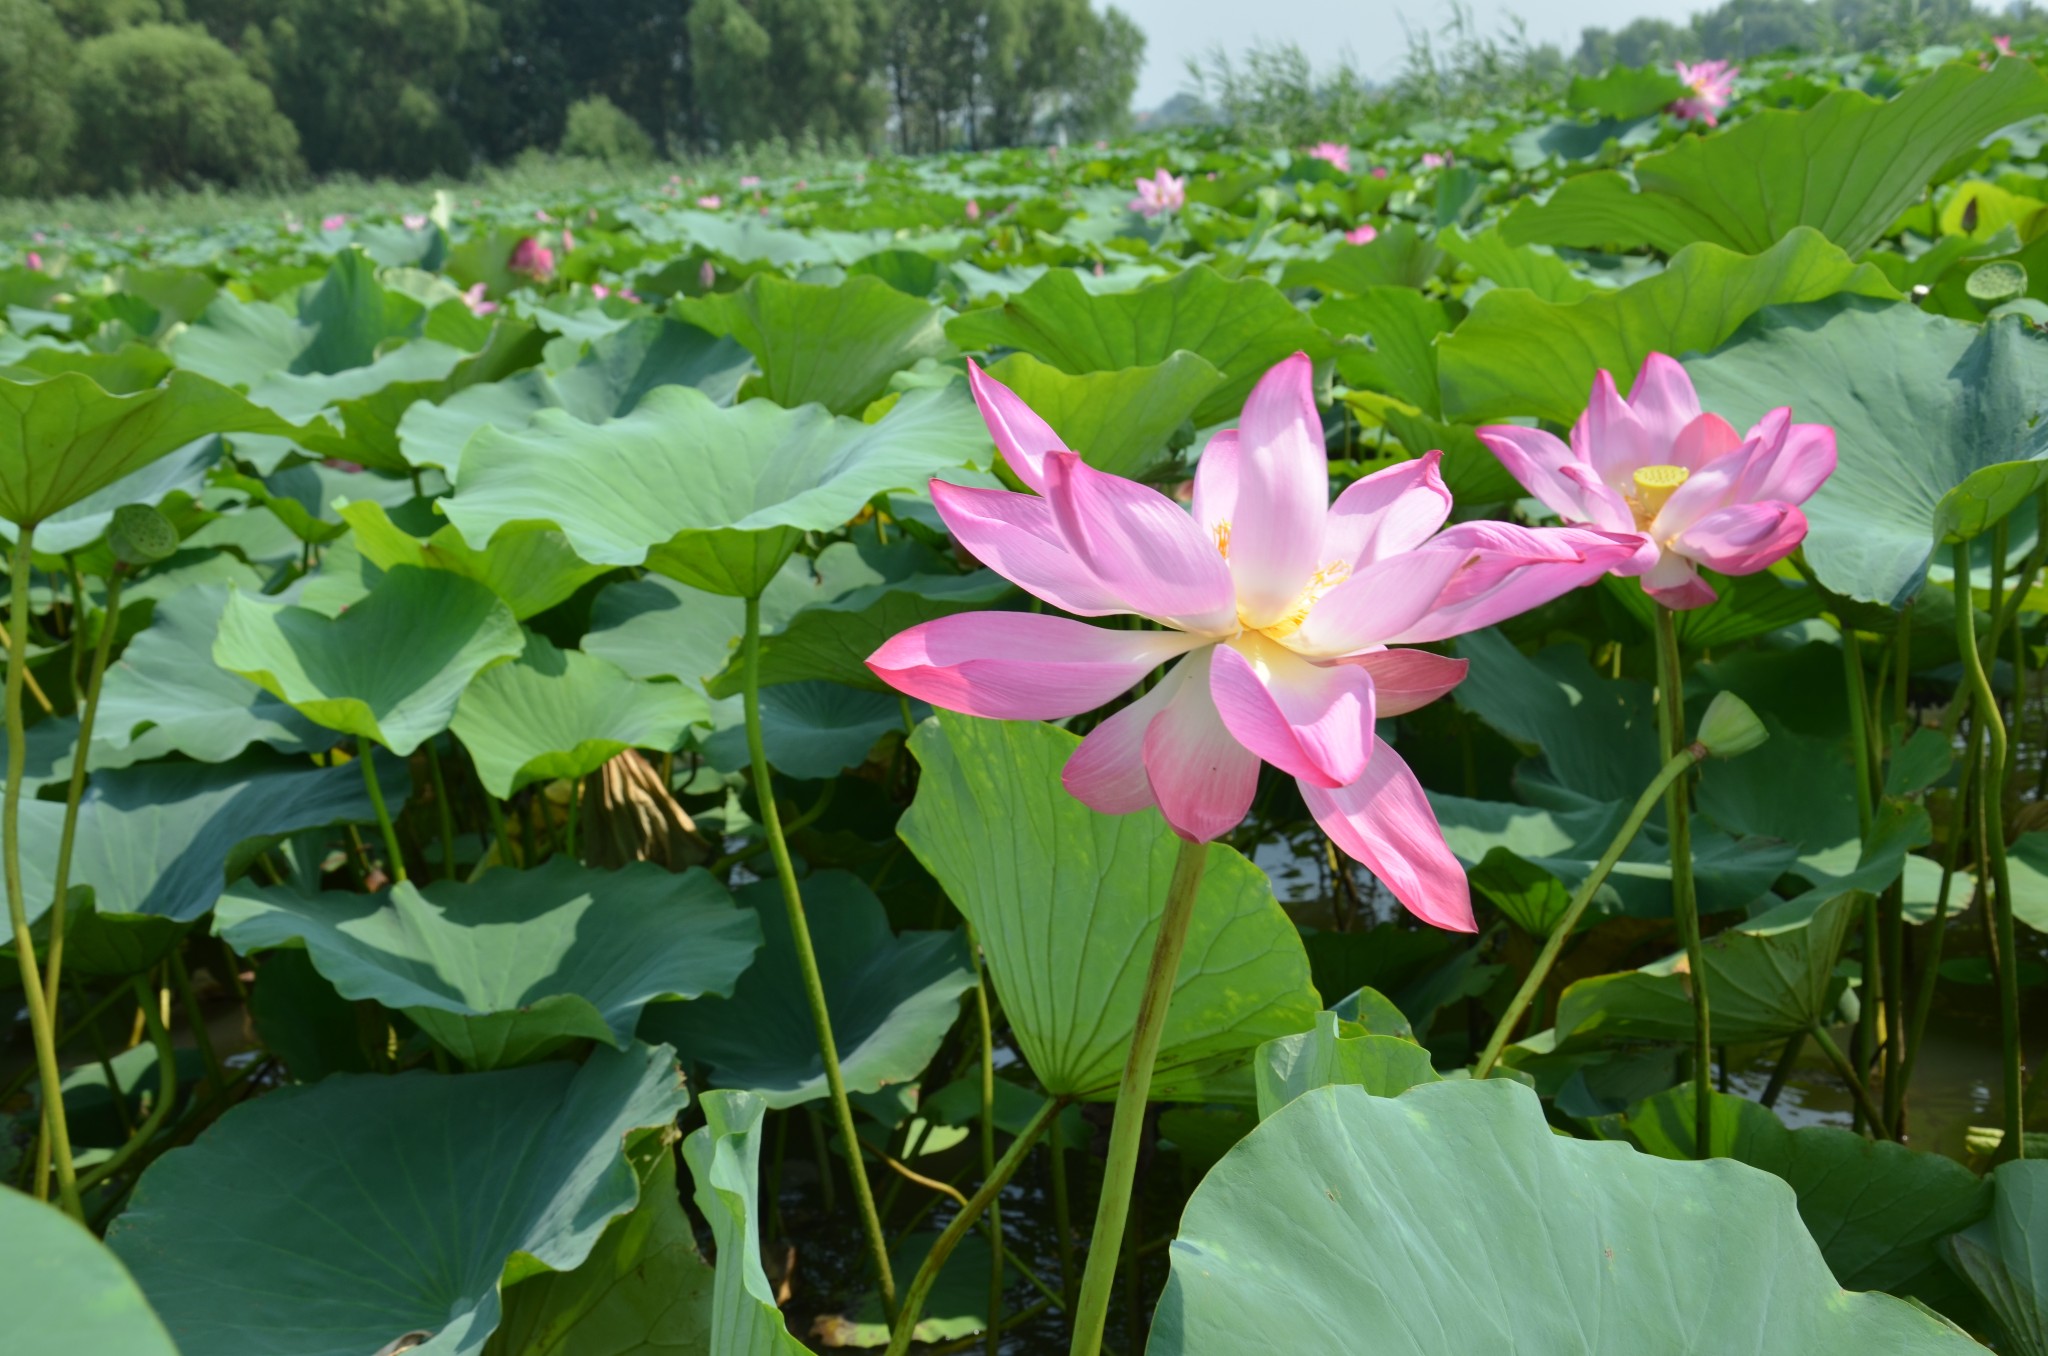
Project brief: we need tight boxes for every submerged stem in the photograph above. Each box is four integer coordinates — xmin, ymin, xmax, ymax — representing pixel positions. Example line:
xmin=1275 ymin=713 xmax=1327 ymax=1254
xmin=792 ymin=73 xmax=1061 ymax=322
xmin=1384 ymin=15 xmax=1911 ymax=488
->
xmin=1068 ymin=833 xmax=1210 ymax=1356
xmin=1653 ymin=605 xmax=1711 ymax=1159
xmin=744 ymin=593 xmax=897 ymax=1320
xmin=1476 ymin=743 xmax=1705 ymax=1077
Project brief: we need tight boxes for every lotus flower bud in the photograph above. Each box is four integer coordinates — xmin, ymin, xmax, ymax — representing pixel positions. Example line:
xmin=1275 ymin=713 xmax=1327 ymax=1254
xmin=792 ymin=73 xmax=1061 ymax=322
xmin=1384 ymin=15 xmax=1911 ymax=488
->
xmin=1695 ymin=691 xmax=1767 ymax=758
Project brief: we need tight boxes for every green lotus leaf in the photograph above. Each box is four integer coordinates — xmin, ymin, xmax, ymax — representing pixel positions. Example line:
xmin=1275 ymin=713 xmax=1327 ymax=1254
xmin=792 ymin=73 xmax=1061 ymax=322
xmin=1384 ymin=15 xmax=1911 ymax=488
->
xmin=16 ymin=752 xmax=408 ymax=926
xmin=215 ymin=461 xmax=417 ymax=547
xmin=675 ymin=272 xmax=951 ymax=415
xmin=982 ymin=350 xmax=1223 ymax=479
xmin=0 ymin=429 xmax=216 ymax=554
xmin=1437 ymin=227 xmax=1898 ymax=424
xmin=945 ymin=263 xmax=1334 ymax=426
xmin=306 ymin=319 xmax=549 ymax=474
xmin=1503 ymin=59 xmax=2048 ymax=256
xmin=680 ymin=1090 xmax=810 ymax=1355
xmin=483 ymin=1141 xmax=714 ymax=1356
xmin=1437 ymin=224 xmax=1600 ymax=302
xmin=1555 ymin=892 xmax=1859 ymax=1046
xmin=216 ymin=858 xmax=760 ymax=1068
xmin=900 ymin=711 xmax=1319 ymax=1100
xmin=339 ymin=500 xmax=611 ymax=621
xmin=1452 ymin=628 xmax=1662 ymax=803
xmin=451 ymin=632 xmax=707 ymax=798
xmin=585 ymin=574 xmax=748 ymax=689
xmin=215 ymin=564 xmax=524 ymax=755
xmin=1470 ymin=846 xmax=1576 ymax=936
xmin=109 ymin=1043 xmax=690 ymax=1356
xmin=1599 ymin=567 xmax=1825 ymax=651
xmin=1277 ymin=221 xmax=1445 ymax=295
xmin=700 ymin=681 xmax=926 ymax=779
xmin=833 ymin=1231 xmax=1018 ymax=1348
xmin=442 ymin=383 xmax=987 ymax=596
xmin=0 ymin=1187 xmax=177 ymax=1356
xmin=1255 ymin=1010 xmax=1440 ymax=1119
xmin=2000 ymin=832 xmax=2048 ymax=931
xmin=1946 ymin=1160 xmax=2048 ymax=1354
xmin=1319 ymin=286 xmax=1450 ymax=415
xmin=1567 ymin=64 xmax=1690 ymax=119
xmin=641 ymin=871 xmax=974 ymax=1108
xmin=1599 ymin=1085 xmax=1991 ymax=1313
xmin=0 ymin=369 xmax=313 ymax=528
xmin=1688 ymin=296 xmax=2048 ymax=606
xmin=95 ymin=583 xmax=333 ymax=764
xmin=396 ymin=317 xmax=751 ymax=480
xmin=1149 ymin=1079 xmax=1983 ymax=1354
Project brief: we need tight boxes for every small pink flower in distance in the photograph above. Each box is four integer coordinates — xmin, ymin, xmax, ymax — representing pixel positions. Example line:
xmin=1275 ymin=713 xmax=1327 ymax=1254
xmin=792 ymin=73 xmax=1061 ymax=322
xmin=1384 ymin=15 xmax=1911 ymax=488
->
xmin=535 ymin=208 xmax=553 ymax=222
xmin=321 ymin=214 xmax=347 ymax=231
xmin=867 ymin=355 xmax=1643 ymax=930
xmin=1420 ymin=152 xmax=1449 ymax=170
xmin=1345 ymin=223 xmax=1378 ymax=245
xmin=591 ymin=283 xmax=611 ymax=300
xmin=1308 ymin=142 xmax=1352 ymax=172
xmin=670 ymin=173 xmax=683 ymax=185
xmin=1371 ymin=166 xmax=1389 ymax=179
xmin=508 ymin=235 xmax=556 ymax=281
xmin=1129 ymin=168 xmax=1187 ymax=217
xmin=25 ymin=252 xmax=43 ymax=271
xmin=1476 ymin=353 xmax=1835 ymax=609
xmin=462 ymin=282 xmax=499 ymax=316
xmin=966 ymin=198 xmax=982 ymax=222
xmin=31 ymin=231 xmax=45 ymax=243
xmin=1093 ymin=260 xmax=1106 ymax=277
xmin=1995 ymin=34 xmax=2015 ymax=56
xmin=403 ymin=213 xmax=428 ymax=230
xmin=1670 ymin=60 xmax=1737 ymax=125
xmin=698 ymin=259 xmax=716 ymax=290
xmin=740 ymin=175 xmax=761 ymax=189
xmin=619 ymin=288 xmax=642 ymax=303
xmin=562 ymin=229 xmax=576 ymax=252
xmin=697 ymin=195 xmax=722 ymax=209
xmin=794 ymin=179 xmax=808 ymax=191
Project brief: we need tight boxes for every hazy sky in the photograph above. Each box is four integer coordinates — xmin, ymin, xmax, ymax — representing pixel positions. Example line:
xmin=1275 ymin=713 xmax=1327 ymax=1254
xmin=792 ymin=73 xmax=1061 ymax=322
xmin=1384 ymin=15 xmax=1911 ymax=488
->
xmin=1117 ymin=0 xmax=1713 ymax=108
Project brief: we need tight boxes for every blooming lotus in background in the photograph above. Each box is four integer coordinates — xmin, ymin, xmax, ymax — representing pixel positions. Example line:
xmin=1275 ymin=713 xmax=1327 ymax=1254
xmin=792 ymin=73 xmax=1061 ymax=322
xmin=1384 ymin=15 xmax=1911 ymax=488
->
xmin=1308 ymin=142 xmax=1351 ymax=172
xmin=740 ymin=175 xmax=761 ymax=189
xmin=403 ymin=213 xmax=428 ymax=230
xmin=461 ymin=283 xmax=498 ymax=316
xmin=699 ymin=260 xmax=717 ymax=290
xmin=1671 ymin=60 xmax=1737 ymax=125
xmin=1345 ymin=223 xmax=1378 ymax=245
xmin=1476 ymin=353 xmax=1834 ymax=609
xmin=868 ymin=354 xmax=1643 ymax=931
xmin=697 ymin=195 xmax=722 ymax=209
xmin=1420 ymin=152 xmax=1450 ymax=170
xmin=1129 ymin=169 xmax=1186 ymax=217
xmin=321 ymin=214 xmax=348 ymax=231
xmin=24 ymin=252 xmax=42 ymax=271
xmin=965 ymin=198 xmax=982 ymax=222
xmin=1371 ymin=166 xmax=1389 ymax=179
xmin=508 ymin=236 xmax=555 ymax=281
xmin=561 ymin=229 xmax=576 ymax=252
xmin=1996 ymin=34 xmax=2014 ymax=55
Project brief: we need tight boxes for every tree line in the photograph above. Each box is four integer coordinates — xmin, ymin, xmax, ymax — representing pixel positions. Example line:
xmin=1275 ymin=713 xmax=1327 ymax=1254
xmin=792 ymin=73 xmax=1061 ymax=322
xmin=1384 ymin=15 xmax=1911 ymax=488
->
xmin=0 ymin=0 xmax=1143 ymax=196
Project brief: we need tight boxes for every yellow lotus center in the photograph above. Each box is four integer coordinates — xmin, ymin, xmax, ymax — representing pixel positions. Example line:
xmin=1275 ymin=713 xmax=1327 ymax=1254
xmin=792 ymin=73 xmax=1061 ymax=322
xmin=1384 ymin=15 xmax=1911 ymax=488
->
xmin=1245 ymin=559 xmax=1351 ymax=641
xmin=1629 ymin=464 xmax=1690 ymax=526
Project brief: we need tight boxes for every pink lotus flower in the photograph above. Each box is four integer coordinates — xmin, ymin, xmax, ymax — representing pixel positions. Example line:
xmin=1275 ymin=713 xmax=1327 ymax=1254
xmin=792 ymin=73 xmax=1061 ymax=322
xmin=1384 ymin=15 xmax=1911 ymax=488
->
xmin=591 ymin=283 xmax=610 ymax=299
xmin=1420 ymin=152 xmax=1450 ymax=170
xmin=1345 ymin=223 xmax=1378 ymax=245
xmin=462 ymin=282 xmax=498 ymax=316
xmin=508 ymin=236 xmax=556 ymax=281
xmin=403 ymin=213 xmax=428 ymax=230
xmin=1308 ymin=142 xmax=1352 ymax=172
xmin=867 ymin=355 xmax=1643 ymax=931
xmin=1995 ymin=34 xmax=2015 ymax=56
xmin=698 ymin=259 xmax=716 ymax=290
xmin=1371 ymin=166 xmax=1389 ymax=179
xmin=1671 ymin=60 xmax=1737 ymax=125
xmin=24 ymin=252 xmax=42 ymax=271
xmin=1476 ymin=353 xmax=1834 ymax=609
xmin=535 ymin=208 xmax=553 ymax=222
xmin=965 ymin=198 xmax=982 ymax=222
xmin=740 ymin=175 xmax=761 ymax=189
xmin=561 ymin=229 xmax=576 ymax=252
xmin=321 ymin=214 xmax=348 ymax=231
xmin=697 ymin=195 xmax=722 ymax=209
xmin=1129 ymin=169 xmax=1186 ymax=217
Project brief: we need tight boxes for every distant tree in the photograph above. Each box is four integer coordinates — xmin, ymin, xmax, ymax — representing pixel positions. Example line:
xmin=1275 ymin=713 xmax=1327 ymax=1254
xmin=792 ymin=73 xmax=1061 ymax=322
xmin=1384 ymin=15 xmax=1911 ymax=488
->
xmin=47 ymin=0 xmax=163 ymax=38
xmin=1063 ymin=4 xmax=1144 ymax=137
xmin=559 ymin=93 xmax=654 ymax=162
xmin=68 ymin=22 xmax=302 ymax=191
xmin=0 ymin=0 xmax=78 ymax=195
xmin=689 ymin=0 xmax=880 ymax=150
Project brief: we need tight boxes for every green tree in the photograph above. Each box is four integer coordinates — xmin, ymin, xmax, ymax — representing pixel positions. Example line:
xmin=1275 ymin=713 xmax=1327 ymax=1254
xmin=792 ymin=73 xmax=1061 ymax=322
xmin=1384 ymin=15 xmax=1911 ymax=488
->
xmin=559 ymin=93 xmax=654 ymax=162
xmin=0 ymin=0 xmax=77 ymax=196
xmin=689 ymin=0 xmax=880 ymax=150
xmin=68 ymin=22 xmax=302 ymax=192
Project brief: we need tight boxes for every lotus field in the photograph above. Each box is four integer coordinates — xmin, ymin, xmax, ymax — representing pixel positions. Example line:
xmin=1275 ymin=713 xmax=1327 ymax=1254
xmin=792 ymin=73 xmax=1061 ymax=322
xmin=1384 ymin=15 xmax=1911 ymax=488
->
xmin=13 ymin=42 xmax=2048 ymax=1356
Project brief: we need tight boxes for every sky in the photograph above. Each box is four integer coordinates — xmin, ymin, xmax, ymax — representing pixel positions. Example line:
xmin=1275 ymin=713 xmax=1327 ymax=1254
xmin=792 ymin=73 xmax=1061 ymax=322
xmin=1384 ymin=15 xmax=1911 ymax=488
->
xmin=1116 ymin=0 xmax=1713 ymax=108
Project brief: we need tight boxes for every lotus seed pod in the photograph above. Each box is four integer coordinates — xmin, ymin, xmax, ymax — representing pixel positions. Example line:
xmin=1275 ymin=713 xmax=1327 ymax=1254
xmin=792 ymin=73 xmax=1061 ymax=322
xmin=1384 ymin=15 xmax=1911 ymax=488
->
xmin=108 ymin=503 xmax=178 ymax=566
xmin=1695 ymin=690 xmax=1768 ymax=758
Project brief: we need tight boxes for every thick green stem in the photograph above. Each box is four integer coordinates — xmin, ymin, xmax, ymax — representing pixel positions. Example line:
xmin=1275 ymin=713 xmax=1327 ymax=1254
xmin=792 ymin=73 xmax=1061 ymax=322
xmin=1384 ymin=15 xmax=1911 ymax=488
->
xmin=359 ymin=742 xmax=406 ymax=883
xmin=1843 ymin=627 xmax=1880 ymax=1135
xmin=1954 ymin=541 xmax=2026 ymax=1158
xmin=1050 ymin=1129 xmax=1075 ymax=1307
xmin=1476 ymin=743 xmax=1705 ymax=1077
xmin=78 ymin=976 xmax=177 ymax=1192
xmin=1899 ymin=714 xmax=1985 ymax=1109
xmin=1810 ymin=1020 xmax=1891 ymax=1139
xmin=964 ymin=921 xmax=1003 ymax=1356
xmin=1653 ymin=606 xmax=1711 ymax=1159
xmin=5 ymin=525 xmax=82 ymax=1218
xmin=425 ymin=737 xmax=459 ymax=881
xmin=744 ymin=594 xmax=896 ymax=1318
xmin=884 ymin=1096 xmax=1064 ymax=1356
xmin=1068 ymin=834 xmax=1210 ymax=1356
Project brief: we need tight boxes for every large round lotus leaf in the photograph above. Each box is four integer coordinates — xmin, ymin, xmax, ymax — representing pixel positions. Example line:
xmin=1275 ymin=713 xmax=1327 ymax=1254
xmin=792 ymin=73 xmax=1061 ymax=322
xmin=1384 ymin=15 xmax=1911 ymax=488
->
xmin=0 ymin=368 xmax=311 ymax=527
xmin=302 ymin=318 xmax=548 ymax=475
xmin=1436 ymin=228 xmax=1896 ymax=424
xmin=1946 ymin=1161 xmax=2048 ymax=1352
xmin=442 ymin=383 xmax=988 ymax=596
xmin=451 ymin=632 xmax=708 ymax=798
xmin=215 ymin=564 xmax=524 ymax=755
xmin=1148 ymin=1079 xmax=1984 ymax=1355
xmin=699 ymin=680 xmax=929 ymax=780
xmin=675 ymin=272 xmax=951 ymax=415
xmin=94 ymin=583 xmax=333 ymax=764
xmin=900 ymin=711 xmax=1319 ymax=1101
xmin=0 ymin=429 xmax=216 ymax=554
xmin=338 ymin=500 xmax=609 ymax=622
xmin=1501 ymin=60 xmax=2048 ymax=257
xmin=0 ymin=1187 xmax=177 ymax=1355
xmin=681 ymin=1090 xmax=810 ymax=1354
xmin=216 ymin=858 xmax=761 ymax=1068
xmin=944 ymin=263 xmax=1333 ymax=427
xmin=641 ymin=871 xmax=974 ymax=1108
xmin=1687 ymin=296 xmax=2048 ymax=607
xmin=108 ymin=1043 xmax=690 ymax=1356
xmin=982 ymin=350 xmax=1224 ymax=479
xmin=1598 ymin=1085 xmax=1991 ymax=1314
xmin=1254 ymin=1010 xmax=1440 ymax=1119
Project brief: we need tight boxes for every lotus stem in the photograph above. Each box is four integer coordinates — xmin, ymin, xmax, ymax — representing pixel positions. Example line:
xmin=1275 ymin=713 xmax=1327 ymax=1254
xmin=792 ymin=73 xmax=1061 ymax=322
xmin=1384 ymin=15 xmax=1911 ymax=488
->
xmin=1809 ymin=1020 xmax=1891 ymax=1140
xmin=1953 ymin=541 xmax=2025 ymax=1158
xmin=358 ymin=741 xmax=407 ymax=883
xmin=78 ymin=975 xmax=178 ymax=1192
xmin=1900 ymin=711 xmax=1985 ymax=1106
xmin=425 ymin=736 xmax=459 ymax=881
xmin=4 ymin=524 xmax=83 ymax=1219
xmin=1475 ymin=741 xmax=1706 ymax=1077
xmin=1050 ymin=1124 xmax=1075 ymax=1307
xmin=1652 ymin=605 xmax=1712 ymax=1159
xmin=743 ymin=593 xmax=897 ymax=1321
xmin=884 ymin=1095 xmax=1063 ymax=1356
xmin=1842 ymin=626 xmax=1881 ymax=1134
xmin=962 ymin=920 xmax=1004 ymax=1356
xmin=1068 ymin=833 xmax=1210 ymax=1356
